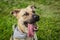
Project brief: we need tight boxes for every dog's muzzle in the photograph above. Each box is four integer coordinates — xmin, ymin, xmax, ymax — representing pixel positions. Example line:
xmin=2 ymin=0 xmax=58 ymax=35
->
xmin=27 ymin=14 xmax=40 ymax=24
xmin=24 ymin=14 xmax=40 ymax=24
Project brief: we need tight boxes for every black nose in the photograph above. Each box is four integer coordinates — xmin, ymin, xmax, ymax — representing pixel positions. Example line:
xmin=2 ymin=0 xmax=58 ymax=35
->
xmin=33 ymin=15 xmax=39 ymax=21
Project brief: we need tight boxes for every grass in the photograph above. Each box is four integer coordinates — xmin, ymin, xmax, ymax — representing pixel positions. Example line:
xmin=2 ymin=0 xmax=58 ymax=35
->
xmin=0 ymin=0 xmax=60 ymax=40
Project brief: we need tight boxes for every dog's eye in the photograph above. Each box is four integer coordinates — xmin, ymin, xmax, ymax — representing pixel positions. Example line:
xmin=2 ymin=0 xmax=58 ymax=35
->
xmin=32 ymin=11 xmax=35 ymax=13
xmin=24 ymin=12 xmax=29 ymax=16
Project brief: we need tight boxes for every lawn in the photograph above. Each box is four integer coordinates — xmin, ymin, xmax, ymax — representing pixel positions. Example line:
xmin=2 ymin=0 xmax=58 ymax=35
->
xmin=0 ymin=0 xmax=60 ymax=40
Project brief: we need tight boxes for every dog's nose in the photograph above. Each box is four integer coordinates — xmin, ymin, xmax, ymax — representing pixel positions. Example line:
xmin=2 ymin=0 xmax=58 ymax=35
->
xmin=32 ymin=15 xmax=39 ymax=21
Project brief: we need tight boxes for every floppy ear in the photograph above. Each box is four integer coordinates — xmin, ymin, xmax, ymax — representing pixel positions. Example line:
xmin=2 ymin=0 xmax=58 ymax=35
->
xmin=11 ymin=9 xmax=20 ymax=16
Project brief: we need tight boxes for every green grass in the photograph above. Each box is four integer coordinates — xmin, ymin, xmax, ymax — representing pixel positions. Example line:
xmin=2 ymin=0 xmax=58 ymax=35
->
xmin=0 ymin=0 xmax=60 ymax=40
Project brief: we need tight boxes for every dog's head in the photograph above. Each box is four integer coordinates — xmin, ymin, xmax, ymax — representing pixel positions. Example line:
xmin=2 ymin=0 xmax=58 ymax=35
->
xmin=11 ymin=5 xmax=39 ymax=26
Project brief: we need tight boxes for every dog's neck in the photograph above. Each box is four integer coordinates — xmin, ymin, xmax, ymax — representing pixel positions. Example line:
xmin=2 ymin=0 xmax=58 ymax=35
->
xmin=17 ymin=20 xmax=28 ymax=33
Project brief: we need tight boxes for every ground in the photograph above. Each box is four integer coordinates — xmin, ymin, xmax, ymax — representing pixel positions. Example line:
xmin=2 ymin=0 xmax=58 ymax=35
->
xmin=0 ymin=0 xmax=60 ymax=40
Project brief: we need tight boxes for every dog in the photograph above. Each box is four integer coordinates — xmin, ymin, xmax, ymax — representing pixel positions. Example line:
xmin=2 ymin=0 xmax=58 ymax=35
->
xmin=10 ymin=5 xmax=39 ymax=40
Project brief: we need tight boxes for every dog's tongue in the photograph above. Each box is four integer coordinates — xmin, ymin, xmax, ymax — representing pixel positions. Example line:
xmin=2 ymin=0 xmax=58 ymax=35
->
xmin=27 ymin=23 xmax=35 ymax=37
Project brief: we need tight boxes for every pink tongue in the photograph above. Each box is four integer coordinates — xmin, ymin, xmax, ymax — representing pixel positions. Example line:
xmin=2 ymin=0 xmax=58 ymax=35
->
xmin=27 ymin=23 xmax=35 ymax=37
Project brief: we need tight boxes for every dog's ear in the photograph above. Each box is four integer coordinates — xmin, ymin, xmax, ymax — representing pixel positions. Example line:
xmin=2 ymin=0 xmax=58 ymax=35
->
xmin=27 ymin=5 xmax=36 ymax=10
xmin=11 ymin=9 xmax=20 ymax=16
xmin=30 ymin=5 xmax=36 ymax=9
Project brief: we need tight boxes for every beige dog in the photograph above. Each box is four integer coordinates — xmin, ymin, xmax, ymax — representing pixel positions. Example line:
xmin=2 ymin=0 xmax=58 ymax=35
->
xmin=10 ymin=5 xmax=39 ymax=40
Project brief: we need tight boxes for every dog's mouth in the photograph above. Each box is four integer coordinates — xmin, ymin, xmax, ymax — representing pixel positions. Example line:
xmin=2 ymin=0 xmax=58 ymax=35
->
xmin=24 ymin=22 xmax=37 ymax=30
xmin=24 ymin=22 xmax=38 ymax=37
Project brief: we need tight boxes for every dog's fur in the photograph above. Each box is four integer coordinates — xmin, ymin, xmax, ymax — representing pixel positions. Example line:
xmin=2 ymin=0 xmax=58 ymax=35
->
xmin=10 ymin=5 xmax=39 ymax=40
